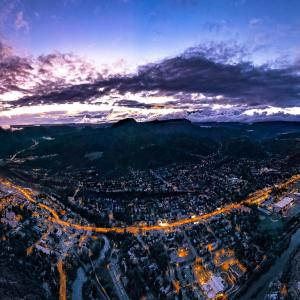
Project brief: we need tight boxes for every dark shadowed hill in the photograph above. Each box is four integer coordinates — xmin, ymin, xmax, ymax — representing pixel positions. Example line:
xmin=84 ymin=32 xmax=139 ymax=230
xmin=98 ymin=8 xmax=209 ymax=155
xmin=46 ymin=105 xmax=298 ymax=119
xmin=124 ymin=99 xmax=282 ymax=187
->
xmin=1 ymin=120 xmax=300 ymax=176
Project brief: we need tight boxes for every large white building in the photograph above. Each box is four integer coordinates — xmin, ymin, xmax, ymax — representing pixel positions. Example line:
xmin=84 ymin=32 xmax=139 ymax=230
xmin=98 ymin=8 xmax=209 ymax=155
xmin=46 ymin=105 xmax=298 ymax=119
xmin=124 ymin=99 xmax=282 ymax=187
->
xmin=273 ymin=197 xmax=294 ymax=213
xmin=201 ymin=275 xmax=225 ymax=299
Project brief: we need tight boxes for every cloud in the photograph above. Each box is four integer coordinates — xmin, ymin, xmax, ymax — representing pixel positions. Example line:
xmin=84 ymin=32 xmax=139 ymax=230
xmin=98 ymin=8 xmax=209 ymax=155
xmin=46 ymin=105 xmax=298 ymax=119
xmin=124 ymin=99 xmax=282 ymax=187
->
xmin=188 ymin=106 xmax=300 ymax=123
xmin=0 ymin=40 xmax=299 ymax=124
xmin=15 ymin=11 xmax=29 ymax=32
xmin=0 ymin=40 xmax=13 ymax=58
xmin=203 ymin=21 xmax=227 ymax=34
xmin=115 ymin=99 xmax=154 ymax=109
xmin=0 ymin=0 xmax=18 ymax=29
xmin=13 ymin=43 xmax=299 ymax=106
xmin=249 ymin=18 xmax=262 ymax=27
xmin=0 ymin=40 xmax=103 ymax=102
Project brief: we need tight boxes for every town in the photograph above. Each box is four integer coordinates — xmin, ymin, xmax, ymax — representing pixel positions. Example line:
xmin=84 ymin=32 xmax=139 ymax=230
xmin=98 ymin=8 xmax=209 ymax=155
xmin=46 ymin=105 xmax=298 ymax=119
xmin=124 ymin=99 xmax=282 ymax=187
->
xmin=1 ymin=167 xmax=300 ymax=300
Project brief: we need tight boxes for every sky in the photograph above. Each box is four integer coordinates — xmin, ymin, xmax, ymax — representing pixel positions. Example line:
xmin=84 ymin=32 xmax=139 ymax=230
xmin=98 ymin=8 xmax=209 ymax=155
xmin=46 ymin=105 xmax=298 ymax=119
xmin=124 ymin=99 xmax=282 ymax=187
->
xmin=0 ymin=0 xmax=299 ymax=125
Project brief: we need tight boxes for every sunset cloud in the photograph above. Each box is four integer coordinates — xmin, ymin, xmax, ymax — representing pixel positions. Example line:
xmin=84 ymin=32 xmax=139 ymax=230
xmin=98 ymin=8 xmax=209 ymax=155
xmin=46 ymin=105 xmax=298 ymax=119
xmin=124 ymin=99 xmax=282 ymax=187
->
xmin=15 ymin=11 xmax=29 ymax=32
xmin=0 ymin=39 xmax=299 ymax=125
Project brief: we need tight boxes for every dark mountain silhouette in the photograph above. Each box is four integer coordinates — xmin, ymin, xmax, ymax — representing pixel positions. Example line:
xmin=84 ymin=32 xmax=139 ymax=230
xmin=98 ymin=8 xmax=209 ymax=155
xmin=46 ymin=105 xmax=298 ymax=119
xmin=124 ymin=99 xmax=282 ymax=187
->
xmin=1 ymin=120 xmax=300 ymax=176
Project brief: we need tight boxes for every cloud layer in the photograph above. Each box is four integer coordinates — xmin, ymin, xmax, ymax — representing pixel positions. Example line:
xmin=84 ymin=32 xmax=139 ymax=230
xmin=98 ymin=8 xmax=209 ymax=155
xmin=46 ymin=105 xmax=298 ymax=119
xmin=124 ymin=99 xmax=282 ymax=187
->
xmin=0 ymin=40 xmax=299 ymax=125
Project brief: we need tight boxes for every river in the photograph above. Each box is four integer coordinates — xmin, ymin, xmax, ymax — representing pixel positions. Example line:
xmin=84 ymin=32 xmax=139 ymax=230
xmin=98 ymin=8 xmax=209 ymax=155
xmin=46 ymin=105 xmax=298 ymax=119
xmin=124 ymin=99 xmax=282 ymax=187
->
xmin=240 ymin=227 xmax=300 ymax=300
xmin=72 ymin=236 xmax=110 ymax=300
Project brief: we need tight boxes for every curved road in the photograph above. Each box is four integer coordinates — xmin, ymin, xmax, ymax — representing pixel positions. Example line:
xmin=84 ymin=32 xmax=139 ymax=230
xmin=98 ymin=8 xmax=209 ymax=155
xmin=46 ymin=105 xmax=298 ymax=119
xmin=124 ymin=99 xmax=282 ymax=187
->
xmin=1 ymin=174 xmax=299 ymax=234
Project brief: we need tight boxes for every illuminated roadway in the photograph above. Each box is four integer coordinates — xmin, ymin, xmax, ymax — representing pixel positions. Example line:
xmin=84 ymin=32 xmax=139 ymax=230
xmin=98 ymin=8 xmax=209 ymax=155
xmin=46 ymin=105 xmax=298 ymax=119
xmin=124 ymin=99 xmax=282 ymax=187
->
xmin=1 ymin=174 xmax=300 ymax=235
xmin=57 ymin=259 xmax=67 ymax=300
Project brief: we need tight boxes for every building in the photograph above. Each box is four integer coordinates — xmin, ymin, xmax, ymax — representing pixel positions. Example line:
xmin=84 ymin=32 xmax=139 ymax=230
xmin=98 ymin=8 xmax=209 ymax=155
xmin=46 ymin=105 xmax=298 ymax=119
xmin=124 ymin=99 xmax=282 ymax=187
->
xmin=273 ymin=197 xmax=294 ymax=213
xmin=292 ymin=192 xmax=300 ymax=202
xmin=201 ymin=275 xmax=225 ymax=299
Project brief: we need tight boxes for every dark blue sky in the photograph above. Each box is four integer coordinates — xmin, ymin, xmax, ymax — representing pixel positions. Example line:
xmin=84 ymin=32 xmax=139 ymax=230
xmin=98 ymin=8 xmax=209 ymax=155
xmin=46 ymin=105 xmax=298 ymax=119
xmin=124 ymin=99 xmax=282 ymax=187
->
xmin=0 ymin=0 xmax=299 ymax=125
xmin=2 ymin=0 xmax=300 ymax=65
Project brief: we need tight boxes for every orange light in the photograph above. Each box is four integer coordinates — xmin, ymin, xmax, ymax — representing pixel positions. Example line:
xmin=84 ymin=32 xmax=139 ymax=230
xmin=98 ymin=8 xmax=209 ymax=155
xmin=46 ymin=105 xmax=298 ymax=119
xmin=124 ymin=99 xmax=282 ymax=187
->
xmin=177 ymin=247 xmax=189 ymax=258
xmin=57 ymin=260 xmax=67 ymax=300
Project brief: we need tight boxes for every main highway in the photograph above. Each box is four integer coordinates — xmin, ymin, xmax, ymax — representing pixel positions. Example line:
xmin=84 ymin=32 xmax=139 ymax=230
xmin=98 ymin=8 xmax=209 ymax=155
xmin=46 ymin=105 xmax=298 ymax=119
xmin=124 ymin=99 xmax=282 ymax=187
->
xmin=1 ymin=174 xmax=300 ymax=235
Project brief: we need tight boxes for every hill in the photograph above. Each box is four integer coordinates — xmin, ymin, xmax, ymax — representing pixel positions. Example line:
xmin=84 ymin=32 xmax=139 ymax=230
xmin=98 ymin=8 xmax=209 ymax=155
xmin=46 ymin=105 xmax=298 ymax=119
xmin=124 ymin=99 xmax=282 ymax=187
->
xmin=1 ymin=120 xmax=300 ymax=176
